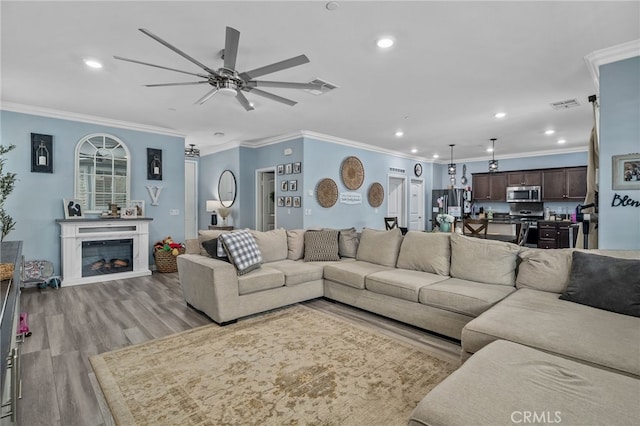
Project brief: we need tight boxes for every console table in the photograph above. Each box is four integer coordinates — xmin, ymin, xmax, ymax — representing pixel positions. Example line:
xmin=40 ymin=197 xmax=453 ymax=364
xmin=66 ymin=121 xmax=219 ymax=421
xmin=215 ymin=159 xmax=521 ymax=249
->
xmin=56 ymin=218 xmax=153 ymax=286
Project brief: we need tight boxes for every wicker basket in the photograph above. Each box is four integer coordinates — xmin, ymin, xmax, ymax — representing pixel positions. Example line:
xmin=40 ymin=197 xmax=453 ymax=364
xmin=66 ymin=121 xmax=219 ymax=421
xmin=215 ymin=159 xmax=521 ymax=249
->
xmin=154 ymin=248 xmax=185 ymax=273
xmin=0 ymin=263 xmax=14 ymax=281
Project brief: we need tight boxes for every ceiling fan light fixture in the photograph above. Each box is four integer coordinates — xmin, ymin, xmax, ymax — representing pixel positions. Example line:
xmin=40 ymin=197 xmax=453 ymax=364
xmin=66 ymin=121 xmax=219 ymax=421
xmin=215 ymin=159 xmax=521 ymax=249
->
xmin=488 ymin=138 xmax=499 ymax=173
xmin=218 ymin=79 xmax=238 ymax=96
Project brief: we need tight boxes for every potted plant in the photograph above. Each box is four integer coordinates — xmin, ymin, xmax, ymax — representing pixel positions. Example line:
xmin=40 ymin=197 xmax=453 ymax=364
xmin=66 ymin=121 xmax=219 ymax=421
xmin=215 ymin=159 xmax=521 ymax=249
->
xmin=0 ymin=144 xmax=17 ymax=241
xmin=436 ymin=213 xmax=455 ymax=232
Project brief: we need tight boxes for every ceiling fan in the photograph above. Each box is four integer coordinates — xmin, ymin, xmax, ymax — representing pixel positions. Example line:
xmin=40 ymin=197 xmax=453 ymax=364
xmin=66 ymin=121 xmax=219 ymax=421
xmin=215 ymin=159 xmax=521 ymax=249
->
xmin=114 ymin=27 xmax=322 ymax=111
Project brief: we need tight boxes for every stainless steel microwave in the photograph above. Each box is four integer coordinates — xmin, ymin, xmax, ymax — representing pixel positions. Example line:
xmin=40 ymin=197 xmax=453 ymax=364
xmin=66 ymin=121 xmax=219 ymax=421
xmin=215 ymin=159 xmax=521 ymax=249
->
xmin=506 ymin=186 xmax=541 ymax=202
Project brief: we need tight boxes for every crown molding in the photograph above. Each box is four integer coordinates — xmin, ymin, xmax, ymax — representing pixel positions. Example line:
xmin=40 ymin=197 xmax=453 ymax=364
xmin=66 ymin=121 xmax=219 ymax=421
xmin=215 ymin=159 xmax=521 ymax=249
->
xmin=584 ymin=39 xmax=640 ymax=94
xmin=1 ymin=102 xmax=185 ymax=138
xmin=439 ymin=145 xmax=588 ymax=165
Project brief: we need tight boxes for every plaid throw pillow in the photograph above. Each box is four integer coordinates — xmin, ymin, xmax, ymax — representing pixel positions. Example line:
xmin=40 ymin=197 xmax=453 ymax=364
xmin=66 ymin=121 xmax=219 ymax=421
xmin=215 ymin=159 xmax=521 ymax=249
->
xmin=220 ymin=230 xmax=263 ymax=275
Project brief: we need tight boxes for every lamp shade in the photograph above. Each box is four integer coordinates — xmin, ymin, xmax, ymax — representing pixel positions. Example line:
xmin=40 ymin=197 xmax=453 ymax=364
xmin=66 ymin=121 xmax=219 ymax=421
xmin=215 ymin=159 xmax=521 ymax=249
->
xmin=206 ymin=200 xmax=222 ymax=212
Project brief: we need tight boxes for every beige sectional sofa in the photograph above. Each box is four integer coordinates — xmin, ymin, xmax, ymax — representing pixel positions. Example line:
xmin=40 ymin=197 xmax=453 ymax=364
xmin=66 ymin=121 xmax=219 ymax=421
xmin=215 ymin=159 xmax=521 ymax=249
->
xmin=177 ymin=227 xmax=640 ymax=425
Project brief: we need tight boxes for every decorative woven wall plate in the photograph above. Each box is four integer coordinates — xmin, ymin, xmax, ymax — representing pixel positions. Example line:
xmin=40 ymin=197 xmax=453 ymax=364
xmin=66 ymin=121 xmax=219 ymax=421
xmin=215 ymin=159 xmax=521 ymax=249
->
xmin=340 ymin=156 xmax=365 ymax=190
xmin=368 ymin=182 xmax=384 ymax=207
xmin=316 ymin=178 xmax=338 ymax=208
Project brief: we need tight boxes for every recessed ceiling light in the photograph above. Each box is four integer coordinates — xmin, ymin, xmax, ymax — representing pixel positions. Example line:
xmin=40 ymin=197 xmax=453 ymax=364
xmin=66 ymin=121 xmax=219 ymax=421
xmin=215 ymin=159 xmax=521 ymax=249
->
xmin=557 ymin=139 xmax=566 ymax=144
xmin=84 ymin=59 xmax=103 ymax=69
xmin=410 ymin=148 xmax=417 ymax=154
xmin=545 ymin=129 xmax=556 ymax=135
xmin=395 ymin=130 xmax=404 ymax=137
xmin=486 ymin=147 xmax=494 ymax=153
xmin=494 ymin=112 xmax=506 ymax=119
xmin=432 ymin=154 xmax=439 ymax=159
xmin=214 ymin=132 xmax=225 ymax=137
xmin=377 ymin=37 xmax=394 ymax=48
xmin=325 ymin=1 xmax=339 ymax=11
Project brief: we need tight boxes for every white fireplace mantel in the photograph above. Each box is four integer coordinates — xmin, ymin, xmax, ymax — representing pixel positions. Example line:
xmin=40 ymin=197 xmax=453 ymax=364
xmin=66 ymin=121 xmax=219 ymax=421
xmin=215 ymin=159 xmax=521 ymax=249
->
xmin=57 ymin=218 xmax=153 ymax=286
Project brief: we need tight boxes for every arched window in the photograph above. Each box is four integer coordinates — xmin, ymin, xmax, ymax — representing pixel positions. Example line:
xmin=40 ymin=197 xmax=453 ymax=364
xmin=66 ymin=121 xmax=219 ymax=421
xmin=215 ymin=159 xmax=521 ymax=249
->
xmin=75 ymin=133 xmax=130 ymax=213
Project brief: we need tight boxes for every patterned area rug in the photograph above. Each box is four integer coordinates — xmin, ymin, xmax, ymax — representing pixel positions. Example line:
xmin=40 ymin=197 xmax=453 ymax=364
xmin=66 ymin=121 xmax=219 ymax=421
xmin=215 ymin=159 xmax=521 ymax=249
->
xmin=90 ymin=305 xmax=457 ymax=425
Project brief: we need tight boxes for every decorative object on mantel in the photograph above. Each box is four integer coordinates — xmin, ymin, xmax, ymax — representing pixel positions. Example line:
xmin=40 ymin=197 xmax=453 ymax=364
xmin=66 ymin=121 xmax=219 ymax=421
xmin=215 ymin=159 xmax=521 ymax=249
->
xmin=62 ymin=198 xmax=84 ymax=219
xmin=316 ymin=178 xmax=338 ymax=208
xmin=489 ymin=138 xmax=499 ymax=173
xmin=146 ymin=185 xmax=163 ymax=206
xmin=31 ymin=133 xmax=53 ymax=173
xmin=129 ymin=200 xmax=145 ymax=217
xmin=340 ymin=156 xmax=365 ymax=190
xmin=147 ymin=148 xmax=163 ymax=180
xmin=0 ymin=144 xmax=17 ymax=241
xmin=612 ymin=153 xmax=640 ymax=190
xmin=120 ymin=207 xmax=137 ymax=218
xmin=184 ymin=144 xmax=200 ymax=158
xmin=448 ymin=144 xmax=456 ymax=185
xmin=367 ymin=182 xmax=384 ymax=207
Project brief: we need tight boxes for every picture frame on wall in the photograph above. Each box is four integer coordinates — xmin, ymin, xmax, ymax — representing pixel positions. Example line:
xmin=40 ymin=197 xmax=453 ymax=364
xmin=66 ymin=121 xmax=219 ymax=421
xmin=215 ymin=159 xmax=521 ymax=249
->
xmin=285 ymin=163 xmax=293 ymax=174
xmin=612 ymin=153 xmax=640 ymax=190
xmin=63 ymin=198 xmax=84 ymax=219
xmin=281 ymin=180 xmax=288 ymax=191
xmin=277 ymin=164 xmax=284 ymax=175
xmin=285 ymin=196 xmax=292 ymax=207
xmin=293 ymin=162 xmax=301 ymax=174
xmin=31 ymin=133 xmax=53 ymax=173
xmin=277 ymin=196 xmax=285 ymax=207
xmin=289 ymin=180 xmax=298 ymax=191
xmin=293 ymin=196 xmax=301 ymax=208
xmin=147 ymin=148 xmax=163 ymax=180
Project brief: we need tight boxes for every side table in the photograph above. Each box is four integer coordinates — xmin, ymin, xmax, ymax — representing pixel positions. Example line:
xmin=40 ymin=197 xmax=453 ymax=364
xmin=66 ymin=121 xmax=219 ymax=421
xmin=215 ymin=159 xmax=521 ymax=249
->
xmin=208 ymin=225 xmax=234 ymax=231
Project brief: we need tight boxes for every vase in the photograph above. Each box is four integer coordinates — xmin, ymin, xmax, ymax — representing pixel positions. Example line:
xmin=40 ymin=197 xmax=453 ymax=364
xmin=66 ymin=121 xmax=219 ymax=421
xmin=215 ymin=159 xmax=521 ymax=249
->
xmin=440 ymin=222 xmax=451 ymax=232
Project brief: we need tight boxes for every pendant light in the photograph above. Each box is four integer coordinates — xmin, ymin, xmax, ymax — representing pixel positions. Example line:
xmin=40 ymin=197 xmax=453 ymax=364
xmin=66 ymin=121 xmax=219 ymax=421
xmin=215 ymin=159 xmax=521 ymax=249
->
xmin=447 ymin=144 xmax=456 ymax=185
xmin=488 ymin=138 xmax=499 ymax=173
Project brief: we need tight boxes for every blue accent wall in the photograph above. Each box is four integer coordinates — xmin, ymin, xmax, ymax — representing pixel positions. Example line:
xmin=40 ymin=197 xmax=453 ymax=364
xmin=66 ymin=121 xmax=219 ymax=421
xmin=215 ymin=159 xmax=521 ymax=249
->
xmin=599 ymin=56 xmax=640 ymax=249
xmin=198 ymin=147 xmax=239 ymax=229
xmin=0 ymin=110 xmax=185 ymax=273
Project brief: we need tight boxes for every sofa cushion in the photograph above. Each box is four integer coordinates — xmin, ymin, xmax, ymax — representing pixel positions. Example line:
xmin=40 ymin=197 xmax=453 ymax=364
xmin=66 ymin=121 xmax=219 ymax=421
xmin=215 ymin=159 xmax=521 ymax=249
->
xmin=396 ymin=231 xmax=451 ymax=276
xmin=200 ymin=238 xmax=230 ymax=262
xmin=410 ymin=340 xmax=640 ymax=426
xmin=338 ymin=227 xmax=359 ymax=258
xmin=356 ymin=228 xmax=403 ymax=267
xmin=365 ymin=269 xmax=449 ymax=302
xmin=559 ymin=251 xmax=640 ymax=317
xmin=237 ymin=267 xmax=285 ymax=295
xmin=323 ymin=261 xmax=393 ymax=290
xmin=516 ymin=248 xmax=572 ymax=293
xmin=450 ymin=233 xmax=519 ymax=286
xmin=220 ymin=230 xmax=263 ymax=275
xmin=304 ymin=230 xmax=340 ymax=262
xmin=461 ymin=288 xmax=640 ymax=377
xmin=268 ymin=260 xmax=324 ymax=286
xmin=419 ymin=278 xmax=515 ymax=318
xmin=250 ymin=229 xmax=288 ymax=263
xmin=197 ymin=229 xmax=230 ymax=256
xmin=286 ymin=229 xmax=305 ymax=260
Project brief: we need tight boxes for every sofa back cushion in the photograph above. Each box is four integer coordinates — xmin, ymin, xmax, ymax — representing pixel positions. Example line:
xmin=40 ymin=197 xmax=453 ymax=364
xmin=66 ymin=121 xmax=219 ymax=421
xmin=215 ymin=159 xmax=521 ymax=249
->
xmin=250 ymin=229 xmax=288 ymax=263
xmin=450 ymin=233 xmax=519 ymax=286
xmin=516 ymin=248 xmax=572 ymax=293
xmin=286 ymin=229 xmax=306 ymax=260
xmin=356 ymin=228 xmax=403 ymax=267
xmin=197 ymin=229 xmax=230 ymax=256
xmin=338 ymin=227 xmax=360 ymax=258
xmin=396 ymin=231 xmax=451 ymax=276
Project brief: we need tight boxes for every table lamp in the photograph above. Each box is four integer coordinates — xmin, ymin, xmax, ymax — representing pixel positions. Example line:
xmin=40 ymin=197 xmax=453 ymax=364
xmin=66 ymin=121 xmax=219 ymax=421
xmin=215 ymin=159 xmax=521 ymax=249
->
xmin=206 ymin=200 xmax=222 ymax=226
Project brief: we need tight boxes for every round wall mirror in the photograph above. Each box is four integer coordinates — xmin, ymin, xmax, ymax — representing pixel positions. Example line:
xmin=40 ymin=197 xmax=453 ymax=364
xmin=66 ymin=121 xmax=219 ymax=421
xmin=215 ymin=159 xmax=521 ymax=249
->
xmin=218 ymin=170 xmax=237 ymax=207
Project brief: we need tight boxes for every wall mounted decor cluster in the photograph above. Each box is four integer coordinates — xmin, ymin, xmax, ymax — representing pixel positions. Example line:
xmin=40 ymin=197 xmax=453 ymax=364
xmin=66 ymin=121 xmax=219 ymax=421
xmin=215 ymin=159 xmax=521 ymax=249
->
xmin=277 ymin=162 xmax=301 ymax=175
xmin=147 ymin=148 xmax=163 ymax=180
xmin=31 ymin=133 xmax=53 ymax=173
xmin=367 ymin=182 xmax=384 ymax=207
xmin=340 ymin=156 xmax=364 ymax=190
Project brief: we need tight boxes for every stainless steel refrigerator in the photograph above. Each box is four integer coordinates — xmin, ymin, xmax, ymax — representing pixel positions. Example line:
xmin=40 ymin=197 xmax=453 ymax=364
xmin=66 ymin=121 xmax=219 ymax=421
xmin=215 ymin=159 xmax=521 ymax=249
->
xmin=431 ymin=188 xmax=470 ymax=230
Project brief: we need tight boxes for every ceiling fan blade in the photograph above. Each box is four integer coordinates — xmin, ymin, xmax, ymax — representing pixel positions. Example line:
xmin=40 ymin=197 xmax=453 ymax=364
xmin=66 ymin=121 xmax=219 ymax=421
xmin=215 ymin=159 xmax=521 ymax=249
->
xmin=138 ymin=28 xmax=219 ymax=76
xmin=247 ymin=80 xmax=321 ymax=90
xmin=246 ymin=88 xmax=297 ymax=106
xmin=114 ymin=56 xmax=209 ymax=78
xmin=223 ymin=27 xmax=240 ymax=71
xmin=240 ymin=54 xmax=310 ymax=80
xmin=235 ymin=90 xmax=255 ymax=111
xmin=144 ymin=81 xmax=209 ymax=87
xmin=194 ymin=87 xmax=219 ymax=105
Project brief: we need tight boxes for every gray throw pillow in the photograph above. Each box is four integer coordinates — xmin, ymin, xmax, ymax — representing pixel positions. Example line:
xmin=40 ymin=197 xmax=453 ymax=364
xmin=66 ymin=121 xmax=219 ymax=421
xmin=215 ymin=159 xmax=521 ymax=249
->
xmin=338 ymin=227 xmax=359 ymax=258
xmin=559 ymin=251 xmax=640 ymax=317
xmin=201 ymin=238 xmax=229 ymax=262
xmin=304 ymin=230 xmax=340 ymax=262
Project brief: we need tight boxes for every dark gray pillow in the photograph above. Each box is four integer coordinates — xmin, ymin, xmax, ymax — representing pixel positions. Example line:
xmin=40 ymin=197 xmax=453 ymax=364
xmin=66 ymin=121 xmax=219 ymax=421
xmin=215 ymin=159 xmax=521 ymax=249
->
xmin=201 ymin=238 xmax=229 ymax=262
xmin=559 ymin=251 xmax=640 ymax=317
xmin=304 ymin=230 xmax=340 ymax=262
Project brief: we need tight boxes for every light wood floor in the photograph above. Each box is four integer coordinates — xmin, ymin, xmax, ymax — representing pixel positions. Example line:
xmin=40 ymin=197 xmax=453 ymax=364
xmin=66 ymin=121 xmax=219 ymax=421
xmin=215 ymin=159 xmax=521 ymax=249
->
xmin=18 ymin=272 xmax=461 ymax=426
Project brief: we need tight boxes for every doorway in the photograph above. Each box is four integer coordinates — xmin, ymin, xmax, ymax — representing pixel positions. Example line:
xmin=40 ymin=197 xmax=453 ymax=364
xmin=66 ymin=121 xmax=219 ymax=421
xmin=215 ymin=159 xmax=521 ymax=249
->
xmin=256 ymin=169 xmax=276 ymax=231
xmin=184 ymin=160 xmax=198 ymax=239
xmin=409 ymin=179 xmax=425 ymax=231
xmin=387 ymin=175 xmax=406 ymax=227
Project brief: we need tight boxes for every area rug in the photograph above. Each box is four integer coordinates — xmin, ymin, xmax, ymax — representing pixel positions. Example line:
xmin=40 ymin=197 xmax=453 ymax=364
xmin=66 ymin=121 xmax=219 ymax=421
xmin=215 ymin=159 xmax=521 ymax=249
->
xmin=90 ymin=305 xmax=457 ymax=425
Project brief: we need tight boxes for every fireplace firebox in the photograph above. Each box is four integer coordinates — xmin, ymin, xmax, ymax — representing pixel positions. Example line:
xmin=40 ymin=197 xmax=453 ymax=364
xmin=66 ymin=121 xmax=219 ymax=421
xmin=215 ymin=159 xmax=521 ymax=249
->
xmin=82 ymin=239 xmax=133 ymax=277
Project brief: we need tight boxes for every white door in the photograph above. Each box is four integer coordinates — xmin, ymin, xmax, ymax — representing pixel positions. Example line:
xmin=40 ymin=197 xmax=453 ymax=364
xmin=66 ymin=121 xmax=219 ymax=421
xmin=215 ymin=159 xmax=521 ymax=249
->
xmin=388 ymin=176 xmax=406 ymax=226
xmin=409 ymin=179 xmax=424 ymax=231
xmin=184 ymin=160 xmax=198 ymax=239
xmin=256 ymin=169 xmax=276 ymax=231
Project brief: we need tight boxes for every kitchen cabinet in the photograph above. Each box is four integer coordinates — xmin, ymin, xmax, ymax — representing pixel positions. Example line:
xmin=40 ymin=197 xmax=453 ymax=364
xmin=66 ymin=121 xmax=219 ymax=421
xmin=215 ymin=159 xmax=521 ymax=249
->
xmin=537 ymin=221 xmax=577 ymax=249
xmin=542 ymin=166 xmax=587 ymax=201
xmin=507 ymin=170 xmax=542 ymax=186
xmin=471 ymin=172 xmax=507 ymax=201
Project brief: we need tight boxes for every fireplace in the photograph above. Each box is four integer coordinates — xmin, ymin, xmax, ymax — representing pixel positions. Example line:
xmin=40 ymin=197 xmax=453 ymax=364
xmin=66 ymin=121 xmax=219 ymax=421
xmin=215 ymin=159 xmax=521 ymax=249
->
xmin=82 ymin=239 xmax=133 ymax=277
xmin=57 ymin=218 xmax=152 ymax=286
